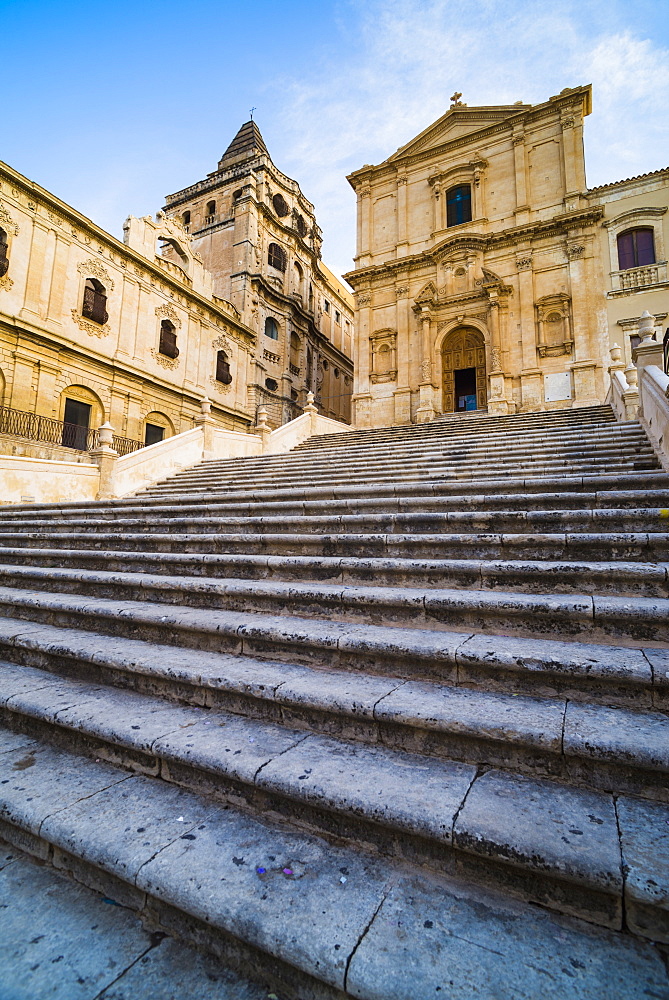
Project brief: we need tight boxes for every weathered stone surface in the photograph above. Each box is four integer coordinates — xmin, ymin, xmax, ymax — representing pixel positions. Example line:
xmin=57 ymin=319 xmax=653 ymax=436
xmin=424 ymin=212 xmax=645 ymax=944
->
xmin=563 ymin=701 xmax=669 ymax=772
xmin=345 ymin=871 xmax=669 ymax=1000
xmin=617 ymin=795 xmax=669 ymax=943
xmin=0 ymin=844 xmax=268 ymax=1000
xmin=453 ymin=769 xmax=621 ymax=922
xmin=256 ymin=735 xmax=476 ymax=841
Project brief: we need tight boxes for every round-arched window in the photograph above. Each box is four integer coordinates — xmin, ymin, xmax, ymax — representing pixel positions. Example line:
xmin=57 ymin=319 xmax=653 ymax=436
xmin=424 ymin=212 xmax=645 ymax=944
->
xmin=264 ymin=317 xmax=279 ymax=340
xmin=265 ymin=378 xmax=278 ymax=392
xmin=273 ymin=193 xmax=289 ymax=217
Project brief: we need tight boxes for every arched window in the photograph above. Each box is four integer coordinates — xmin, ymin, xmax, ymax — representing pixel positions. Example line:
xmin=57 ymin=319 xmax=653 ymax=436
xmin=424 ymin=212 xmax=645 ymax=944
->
xmin=290 ymin=331 xmax=301 ymax=371
xmin=264 ymin=317 xmax=279 ymax=340
xmin=446 ymin=185 xmax=472 ymax=227
xmin=268 ymin=243 xmax=287 ymax=272
xmin=158 ymin=319 xmax=179 ymax=359
xmin=182 ymin=210 xmax=191 ymax=226
xmin=82 ymin=278 xmax=108 ymax=325
xmin=265 ymin=377 xmax=278 ymax=392
xmin=205 ymin=200 xmax=216 ymax=218
xmin=617 ymin=228 xmax=655 ymax=270
xmin=0 ymin=228 xmax=8 ymax=278
xmin=216 ymin=350 xmax=232 ymax=384
xmin=293 ymin=260 xmax=304 ymax=298
xmin=273 ymin=193 xmax=289 ymax=217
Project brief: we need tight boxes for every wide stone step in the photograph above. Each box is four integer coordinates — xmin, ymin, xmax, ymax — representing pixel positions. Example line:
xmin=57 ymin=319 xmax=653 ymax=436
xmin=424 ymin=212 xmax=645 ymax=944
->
xmin=0 ymin=604 xmax=662 ymax=710
xmin=1 ymin=471 xmax=665 ymax=521
xmin=1 ymin=548 xmax=666 ymax=598
xmin=0 ymin=508 xmax=664 ymax=537
xmin=2 ymin=732 xmax=665 ymax=1000
xmin=1 ymin=529 xmax=667 ymax=563
xmin=3 ymin=659 xmax=668 ymax=934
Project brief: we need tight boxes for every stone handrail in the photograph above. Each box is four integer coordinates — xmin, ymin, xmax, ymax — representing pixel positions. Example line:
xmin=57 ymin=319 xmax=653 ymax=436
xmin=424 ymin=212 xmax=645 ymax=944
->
xmin=627 ymin=311 xmax=669 ymax=472
xmin=607 ymin=343 xmax=639 ymax=421
xmin=91 ymin=393 xmax=351 ymax=498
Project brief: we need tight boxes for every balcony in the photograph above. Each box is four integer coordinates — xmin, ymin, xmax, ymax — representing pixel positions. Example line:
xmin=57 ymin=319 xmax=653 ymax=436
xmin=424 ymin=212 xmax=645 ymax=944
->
xmin=608 ymin=261 xmax=668 ymax=297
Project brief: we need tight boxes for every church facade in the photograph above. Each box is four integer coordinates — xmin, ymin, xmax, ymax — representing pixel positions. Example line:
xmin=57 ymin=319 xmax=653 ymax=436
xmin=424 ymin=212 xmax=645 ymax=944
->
xmin=344 ymin=84 xmax=668 ymax=427
xmin=163 ymin=122 xmax=354 ymax=426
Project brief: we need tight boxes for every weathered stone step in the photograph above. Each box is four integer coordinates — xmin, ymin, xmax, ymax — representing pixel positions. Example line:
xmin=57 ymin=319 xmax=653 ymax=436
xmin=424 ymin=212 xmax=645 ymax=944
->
xmin=143 ymin=456 xmax=661 ymax=492
xmin=3 ymin=660 xmax=667 ymax=933
xmin=0 ymin=563 xmax=667 ymax=644
xmin=163 ymin=436 xmax=654 ymax=476
xmin=0 ymin=508 xmax=664 ymax=537
xmin=2 ymin=732 xmax=665 ymax=1000
xmin=0 ymin=837 xmax=267 ymax=1000
xmin=1 ymin=548 xmax=666 ymax=598
xmin=2 ymin=530 xmax=666 ymax=564
xmin=0 ymin=608 xmax=661 ymax=711
xmin=1 ymin=471 xmax=665 ymax=520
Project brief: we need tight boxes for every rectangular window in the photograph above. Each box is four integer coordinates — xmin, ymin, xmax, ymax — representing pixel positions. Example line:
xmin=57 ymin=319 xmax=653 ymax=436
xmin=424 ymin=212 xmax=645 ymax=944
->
xmin=335 ymin=310 xmax=341 ymax=323
xmin=446 ymin=185 xmax=472 ymax=228
xmin=324 ymin=300 xmax=330 ymax=314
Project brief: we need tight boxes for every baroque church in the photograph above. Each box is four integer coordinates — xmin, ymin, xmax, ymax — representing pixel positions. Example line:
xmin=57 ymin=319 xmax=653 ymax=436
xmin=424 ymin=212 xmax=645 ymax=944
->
xmin=344 ymin=84 xmax=669 ymax=427
xmin=0 ymin=120 xmax=352 ymax=469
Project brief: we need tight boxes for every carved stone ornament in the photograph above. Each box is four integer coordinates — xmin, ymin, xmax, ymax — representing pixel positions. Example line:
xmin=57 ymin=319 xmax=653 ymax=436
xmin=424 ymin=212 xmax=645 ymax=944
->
xmin=396 ymin=175 xmax=408 ymax=186
xmin=516 ymin=256 xmax=532 ymax=271
xmin=512 ymin=131 xmax=525 ymax=146
xmin=421 ymin=359 xmax=432 ymax=382
xmin=155 ymin=302 xmax=182 ymax=328
xmin=395 ymin=285 xmax=409 ymax=298
xmin=357 ymin=293 xmax=371 ymax=306
xmin=210 ymin=376 xmax=232 ymax=393
xmin=71 ymin=309 xmax=110 ymax=338
xmin=150 ymin=348 xmax=180 ymax=370
xmin=0 ymin=275 xmax=13 ymax=291
xmin=561 ymin=115 xmax=575 ymax=130
xmin=212 ymin=334 xmax=231 ymax=352
xmin=0 ymin=201 xmax=19 ymax=236
xmin=566 ymin=244 xmax=586 ymax=259
xmin=77 ymin=259 xmax=114 ymax=291
xmin=491 ymin=346 xmax=502 ymax=371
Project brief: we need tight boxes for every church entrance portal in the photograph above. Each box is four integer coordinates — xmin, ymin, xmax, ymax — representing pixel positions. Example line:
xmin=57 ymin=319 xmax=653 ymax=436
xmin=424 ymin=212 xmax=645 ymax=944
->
xmin=441 ymin=327 xmax=487 ymax=414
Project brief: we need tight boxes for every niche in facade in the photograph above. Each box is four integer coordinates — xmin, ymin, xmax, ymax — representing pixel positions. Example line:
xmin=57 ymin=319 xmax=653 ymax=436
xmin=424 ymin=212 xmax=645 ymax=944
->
xmin=535 ymin=294 xmax=573 ymax=358
xmin=370 ymin=329 xmax=398 ymax=383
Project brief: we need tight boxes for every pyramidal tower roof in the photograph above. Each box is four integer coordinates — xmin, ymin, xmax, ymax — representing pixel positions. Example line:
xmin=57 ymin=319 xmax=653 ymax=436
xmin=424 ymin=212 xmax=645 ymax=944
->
xmin=218 ymin=121 xmax=269 ymax=168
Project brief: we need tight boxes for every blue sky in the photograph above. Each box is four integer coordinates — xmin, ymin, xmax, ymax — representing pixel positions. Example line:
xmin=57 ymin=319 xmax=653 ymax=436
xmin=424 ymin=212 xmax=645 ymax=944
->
xmin=2 ymin=0 xmax=668 ymax=278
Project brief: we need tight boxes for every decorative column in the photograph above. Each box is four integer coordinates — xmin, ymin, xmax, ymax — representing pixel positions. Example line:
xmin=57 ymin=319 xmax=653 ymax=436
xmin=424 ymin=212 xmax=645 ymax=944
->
xmin=567 ymin=241 xmax=599 ymax=407
xmin=516 ymin=254 xmax=541 ymax=411
xmin=486 ymin=294 xmax=509 ymax=415
xmin=352 ymin=289 xmax=373 ymax=426
xmin=393 ymin=281 xmax=412 ymax=424
xmin=415 ymin=307 xmax=437 ymax=423
xmin=396 ymin=174 xmax=409 ymax=256
xmin=512 ymin=131 xmax=529 ymax=223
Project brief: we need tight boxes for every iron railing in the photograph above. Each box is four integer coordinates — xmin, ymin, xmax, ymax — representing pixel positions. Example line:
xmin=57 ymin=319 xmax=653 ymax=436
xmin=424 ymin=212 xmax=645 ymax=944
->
xmin=0 ymin=405 xmax=142 ymax=455
xmin=252 ymin=385 xmax=353 ymax=428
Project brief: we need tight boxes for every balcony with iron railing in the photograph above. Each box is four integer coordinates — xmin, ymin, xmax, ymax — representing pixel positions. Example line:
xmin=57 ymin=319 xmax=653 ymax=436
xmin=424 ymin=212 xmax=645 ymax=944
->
xmin=609 ymin=261 xmax=668 ymax=296
xmin=0 ymin=406 xmax=142 ymax=456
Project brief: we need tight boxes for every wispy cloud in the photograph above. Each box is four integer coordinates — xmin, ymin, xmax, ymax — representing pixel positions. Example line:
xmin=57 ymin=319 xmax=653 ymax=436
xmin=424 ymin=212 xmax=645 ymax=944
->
xmin=274 ymin=0 xmax=669 ymax=277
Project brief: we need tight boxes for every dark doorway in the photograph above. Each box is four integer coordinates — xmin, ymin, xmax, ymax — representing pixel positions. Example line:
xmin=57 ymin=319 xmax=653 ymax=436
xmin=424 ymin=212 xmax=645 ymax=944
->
xmin=454 ymin=367 xmax=478 ymax=411
xmin=62 ymin=398 xmax=91 ymax=450
xmin=144 ymin=423 xmax=165 ymax=447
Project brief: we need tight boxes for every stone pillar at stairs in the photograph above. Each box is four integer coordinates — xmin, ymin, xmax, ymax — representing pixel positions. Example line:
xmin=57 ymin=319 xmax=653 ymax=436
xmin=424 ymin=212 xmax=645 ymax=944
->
xmin=195 ymin=397 xmax=217 ymax=460
xmin=89 ymin=422 xmax=119 ymax=500
xmin=415 ymin=308 xmax=437 ymax=423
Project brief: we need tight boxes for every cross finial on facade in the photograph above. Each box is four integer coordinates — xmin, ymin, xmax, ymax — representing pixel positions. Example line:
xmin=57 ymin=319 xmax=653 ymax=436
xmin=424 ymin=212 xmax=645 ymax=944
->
xmin=249 ymin=107 xmax=256 ymax=120
xmin=450 ymin=92 xmax=462 ymax=106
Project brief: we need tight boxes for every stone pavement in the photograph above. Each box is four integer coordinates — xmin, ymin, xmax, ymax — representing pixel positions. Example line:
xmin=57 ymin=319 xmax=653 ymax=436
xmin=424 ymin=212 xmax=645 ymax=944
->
xmin=0 ymin=839 xmax=269 ymax=999
xmin=0 ymin=404 xmax=667 ymax=999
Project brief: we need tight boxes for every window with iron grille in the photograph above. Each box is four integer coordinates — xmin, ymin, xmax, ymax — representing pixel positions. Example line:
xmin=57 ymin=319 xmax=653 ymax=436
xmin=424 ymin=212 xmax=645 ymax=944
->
xmin=158 ymin=319 xmax=179 ymax=358
xmin=216 ymin=350 xmax=232 ymax=384
xmin=446 ymin=185 xmax=472 ymax=227
xmin=617 ymin=228 xmax=655 ymax=270
xmin=82 ymin=278 xmax=108 ymax=325
xmin=268 ymin=243 xmax=287 ymax=272
xmin=0 ymin=228 xmax=8 ymax=278
xmin=206 ymin=200 xmax=216 ymax=217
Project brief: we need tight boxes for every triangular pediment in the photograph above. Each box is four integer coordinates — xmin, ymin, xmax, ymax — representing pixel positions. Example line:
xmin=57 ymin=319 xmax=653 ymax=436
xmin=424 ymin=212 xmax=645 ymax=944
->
xmin=388 ymin=105 xmax=527 ymax=162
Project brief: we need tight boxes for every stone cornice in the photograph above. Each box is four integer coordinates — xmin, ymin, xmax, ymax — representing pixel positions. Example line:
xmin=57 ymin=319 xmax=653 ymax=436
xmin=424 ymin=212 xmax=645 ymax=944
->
xmin=344 ymin=207 xmax=604 ymax=287
xmin=347 ymin=86 xmax=591 ymax=189
xmin=0 ymin=160 xmax=255 ymax=348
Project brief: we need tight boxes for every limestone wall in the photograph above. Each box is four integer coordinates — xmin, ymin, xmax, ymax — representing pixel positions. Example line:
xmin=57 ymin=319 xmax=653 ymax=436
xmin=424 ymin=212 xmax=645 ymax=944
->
xmin=0 ymin=455 xmax=99 ymax=504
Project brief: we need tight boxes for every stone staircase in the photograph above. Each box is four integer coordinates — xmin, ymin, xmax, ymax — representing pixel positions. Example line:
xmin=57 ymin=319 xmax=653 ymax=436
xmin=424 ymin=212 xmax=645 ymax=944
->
xmin=0 ymin=404 xmax=668 ymax=999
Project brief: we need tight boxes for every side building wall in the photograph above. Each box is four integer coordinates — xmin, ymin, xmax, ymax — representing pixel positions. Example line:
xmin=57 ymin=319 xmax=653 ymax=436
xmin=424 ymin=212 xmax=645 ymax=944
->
xmin=0 ymin=161 xmax=257 ymax=452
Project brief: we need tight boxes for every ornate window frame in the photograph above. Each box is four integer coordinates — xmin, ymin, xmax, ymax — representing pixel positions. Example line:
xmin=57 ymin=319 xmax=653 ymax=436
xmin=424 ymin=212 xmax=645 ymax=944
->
xmin=370 ymin=328 xmax=398 ymax=383
xmin=428 ymin=155 xmax=488 ymax=232
xmin=603 ymin=207 xmax=667 ymax=294
xmin=0 ymin=201 xmax=19 ymax=291
xmin=535 ymin=293 xmax=573 ymax=358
